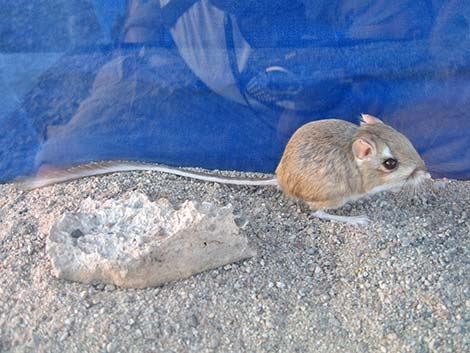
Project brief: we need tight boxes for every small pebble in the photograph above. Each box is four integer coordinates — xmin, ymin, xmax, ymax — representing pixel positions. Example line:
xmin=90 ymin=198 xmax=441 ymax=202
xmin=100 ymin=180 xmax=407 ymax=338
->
xmin=104 ymin=284 xmax=116 ymax=292
xmin=433 ymin=180 xmax=447 ymax=189
xmin=208 ymin=337 xmax=220 ymax=349
xmin=70 ymin=229 xmax=85 ymax=238
xmin=306 ymin=247 xmax=317 ymax=255
xmin=187 ymin=314 xmax=199 ymax=327
xmin=106 ymin=342 xmax=118 ymax=353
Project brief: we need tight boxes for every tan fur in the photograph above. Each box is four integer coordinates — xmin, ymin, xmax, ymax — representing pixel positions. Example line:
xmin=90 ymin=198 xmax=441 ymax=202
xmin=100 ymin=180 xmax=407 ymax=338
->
xmin=276 ymin=117 xmax=427 ymax=211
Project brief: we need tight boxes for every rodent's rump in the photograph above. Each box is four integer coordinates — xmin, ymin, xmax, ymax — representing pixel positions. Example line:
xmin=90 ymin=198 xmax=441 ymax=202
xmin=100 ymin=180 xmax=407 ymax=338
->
xmin=276 ymin=119 xmax=363 ymax=209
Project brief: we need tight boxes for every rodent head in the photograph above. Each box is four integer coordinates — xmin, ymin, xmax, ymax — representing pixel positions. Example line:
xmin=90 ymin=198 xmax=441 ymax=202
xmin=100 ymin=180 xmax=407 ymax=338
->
xmin=352 ymin=114 xmax=430 ymax=194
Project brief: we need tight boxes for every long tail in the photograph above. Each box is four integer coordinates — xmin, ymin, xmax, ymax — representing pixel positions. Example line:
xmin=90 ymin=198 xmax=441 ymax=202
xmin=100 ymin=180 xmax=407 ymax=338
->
xmin=14 ymin=160 xmax=278 ymax=190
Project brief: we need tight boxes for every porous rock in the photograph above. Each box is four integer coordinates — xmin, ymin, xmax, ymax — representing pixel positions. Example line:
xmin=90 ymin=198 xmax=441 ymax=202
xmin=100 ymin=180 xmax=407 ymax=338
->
xmin=47 ymin=193 xmax=255 ymax=288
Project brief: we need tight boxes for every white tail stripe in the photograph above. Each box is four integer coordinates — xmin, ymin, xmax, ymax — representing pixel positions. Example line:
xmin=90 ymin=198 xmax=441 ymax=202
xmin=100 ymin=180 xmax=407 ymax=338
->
xmin=15 ymin=161 xmax=278 ymax=190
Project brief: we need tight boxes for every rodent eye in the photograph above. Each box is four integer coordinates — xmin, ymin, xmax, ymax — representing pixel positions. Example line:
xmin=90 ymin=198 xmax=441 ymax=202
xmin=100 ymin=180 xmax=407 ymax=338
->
xmin=383 ymin=158 xmax=398 ymax=170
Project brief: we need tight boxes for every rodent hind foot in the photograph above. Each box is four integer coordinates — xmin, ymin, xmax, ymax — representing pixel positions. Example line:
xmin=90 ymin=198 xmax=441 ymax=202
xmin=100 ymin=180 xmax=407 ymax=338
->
xmin=312 ymin=210 xmax=369 ymax=226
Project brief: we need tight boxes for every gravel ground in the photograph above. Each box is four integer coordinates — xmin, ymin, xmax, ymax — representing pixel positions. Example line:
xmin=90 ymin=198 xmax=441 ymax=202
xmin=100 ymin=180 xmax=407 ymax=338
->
xmin=0 ymin=169 xmax=469 ymax=353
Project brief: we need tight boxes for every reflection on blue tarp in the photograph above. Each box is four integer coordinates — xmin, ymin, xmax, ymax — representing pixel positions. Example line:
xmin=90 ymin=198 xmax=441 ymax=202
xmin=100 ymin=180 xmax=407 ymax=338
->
xmin=1 ymin=0 xmax=469 ymax=181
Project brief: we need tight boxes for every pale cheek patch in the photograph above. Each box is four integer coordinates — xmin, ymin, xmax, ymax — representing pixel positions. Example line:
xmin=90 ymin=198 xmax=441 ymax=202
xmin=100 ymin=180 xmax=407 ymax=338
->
xmin=388 ymin=165 xmax=414 ymax=182
xmin=368 ymin=182 xmax=404 ymax=195
xmin=410 ymin=171 xmax=429 ymax=187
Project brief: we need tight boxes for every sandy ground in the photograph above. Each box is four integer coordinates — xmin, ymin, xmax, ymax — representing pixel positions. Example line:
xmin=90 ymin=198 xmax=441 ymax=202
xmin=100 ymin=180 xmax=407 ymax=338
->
xmin=0 ymin=169 xmax=469 ymax=353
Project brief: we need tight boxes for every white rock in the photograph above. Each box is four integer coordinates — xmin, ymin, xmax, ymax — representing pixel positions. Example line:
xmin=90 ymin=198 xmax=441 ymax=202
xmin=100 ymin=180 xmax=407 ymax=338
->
xmin=47 ymin=193 xmax=255 ymax=288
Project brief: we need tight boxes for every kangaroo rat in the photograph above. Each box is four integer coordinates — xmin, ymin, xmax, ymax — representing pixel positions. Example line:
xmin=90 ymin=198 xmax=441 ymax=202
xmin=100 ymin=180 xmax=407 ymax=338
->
xmin=276 ymin=114 xmax=430 ymax=224
xmin=15 ymin=114 xmax=430 ymax=225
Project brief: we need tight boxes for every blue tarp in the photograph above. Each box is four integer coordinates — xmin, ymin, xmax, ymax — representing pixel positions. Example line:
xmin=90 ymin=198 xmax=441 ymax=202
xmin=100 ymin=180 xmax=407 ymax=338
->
xmin=1 ymin=0 xmax=469 ymax=181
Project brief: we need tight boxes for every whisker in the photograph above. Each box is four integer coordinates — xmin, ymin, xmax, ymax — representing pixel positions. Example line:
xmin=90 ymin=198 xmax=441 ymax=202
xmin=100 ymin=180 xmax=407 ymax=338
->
xmin=402 ymin=172 xmax=429 ymax=198
xmin=395 ymin=181 xmax=409 ymax=199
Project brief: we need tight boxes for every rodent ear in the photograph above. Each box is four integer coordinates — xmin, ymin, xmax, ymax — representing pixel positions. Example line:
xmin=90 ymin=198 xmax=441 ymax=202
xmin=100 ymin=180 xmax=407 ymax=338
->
xmin=353 ymin=138 xmax=376 ymax=160
xmin=360 ymin=114 xmax=383 ymax=125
